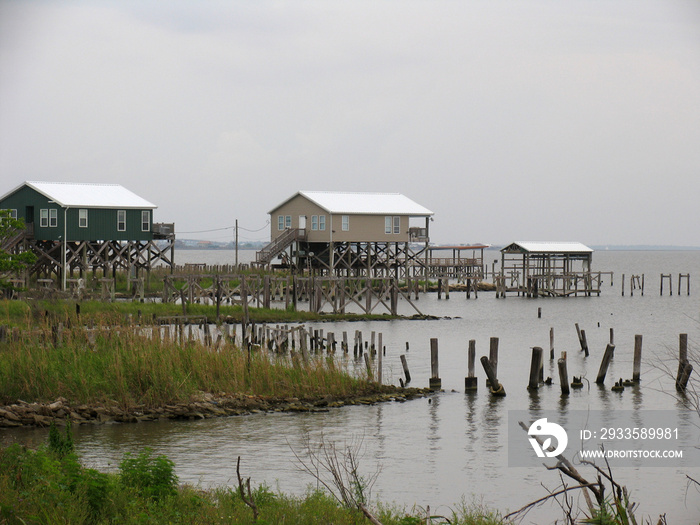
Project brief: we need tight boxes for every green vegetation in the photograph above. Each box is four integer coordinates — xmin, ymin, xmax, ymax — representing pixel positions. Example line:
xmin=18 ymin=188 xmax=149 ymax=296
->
xmin=0 ymin=209 xmax=37 ymax=294
xmin=0 ymin=313 xmax=385 ymax=407
xmin=0 ymin=424 xmax=506 ymax=525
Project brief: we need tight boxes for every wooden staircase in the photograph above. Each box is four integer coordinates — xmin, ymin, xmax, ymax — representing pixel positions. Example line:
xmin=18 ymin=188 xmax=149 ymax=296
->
xmin=255 ymin=228 xmax=306 ymax=266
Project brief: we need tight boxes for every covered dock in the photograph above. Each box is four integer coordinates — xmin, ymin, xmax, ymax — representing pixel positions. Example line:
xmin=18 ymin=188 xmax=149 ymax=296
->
xmin=498 ymin=241 xmax=604 ymax=297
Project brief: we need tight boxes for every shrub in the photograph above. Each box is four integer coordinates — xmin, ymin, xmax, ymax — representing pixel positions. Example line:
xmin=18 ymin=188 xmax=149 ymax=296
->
xmin=119 ymin=448 xmax=179 ymax=501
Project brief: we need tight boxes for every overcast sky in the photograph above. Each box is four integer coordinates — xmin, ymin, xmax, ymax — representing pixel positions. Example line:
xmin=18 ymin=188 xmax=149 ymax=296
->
xmin=2 ymin=1 xmax=700 ymax=246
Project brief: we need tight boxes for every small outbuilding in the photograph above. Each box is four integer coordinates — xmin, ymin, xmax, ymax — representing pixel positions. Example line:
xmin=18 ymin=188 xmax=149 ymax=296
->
xmin=499 ymin=241 xmax=600 ymax=297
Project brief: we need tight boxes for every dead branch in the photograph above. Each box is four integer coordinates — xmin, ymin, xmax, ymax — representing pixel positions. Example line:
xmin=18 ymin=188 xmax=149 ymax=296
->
xmin=289 ymin=433 xmax=383 ymax=524
xmin=504 ymin=483 xmax=594 ymax=521
xmin=237 ymin=456 xmax=259 ymax=521
xmin=518 ymin=420 xmax=600 ymax=509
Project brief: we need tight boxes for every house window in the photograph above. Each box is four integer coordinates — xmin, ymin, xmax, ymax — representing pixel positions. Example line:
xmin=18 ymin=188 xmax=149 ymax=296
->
xmin=385 ymin=216 xmax=391 ymax=234
xmin=393 ymin=216 xmax=400 ymax=234
xmin=319 ymin=215 xmax=326 ymax=231
xmin=117 ymin=210 xmax=126 ymax=232
xmin=40 ymin=209 xmax=48 ymax=227
xmin=49 ymin=209 xmax=57 ymax=227
xmin=141 ymin=210 xmax=150 ymax=232
xmin=311 ymin=215 xmax=318 ymax=231
xmin=342 ymin=215 xmax=349 ymax=231
xmin=277 ymin=215 xmax=292 ymax=230
xmin=79 ymin=209 xmax=88 ymax=228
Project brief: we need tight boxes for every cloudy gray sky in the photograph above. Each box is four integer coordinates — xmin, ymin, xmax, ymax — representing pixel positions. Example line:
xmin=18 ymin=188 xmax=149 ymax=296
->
xmin=2 ymin=1 xmax=699 ymax=247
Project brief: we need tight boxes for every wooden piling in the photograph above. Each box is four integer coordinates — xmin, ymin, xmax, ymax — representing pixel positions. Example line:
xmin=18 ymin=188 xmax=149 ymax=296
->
xmin=575 ymin=323 xmax=589 ymax=356
xmin=633 ymin=334 xmax=642 ymax=383
xmin=595 ymin=344 xmax=615 ymax=384
xmin=400 ymin=354 xmax=411 ymax=384
xmin=676 ymin=362 xmax=693 ymax=392
xmin=480 ymin=356 xmax=505 ymax=396
xmin=377 ymin=334 xmax=383 ymax=384
xmin=558 ymin=357 xmax=570 ymax=396
xmin=488 ymin=337 xmax=499 ymax=384
xmin=465 ymin=339 xmax=477 ymax=390
xmin=660 ymin=274 xmax=672 ymax=296
xmin=363 ymin=353 xmax=373 ymax=380
xmin=528 ymin=347 xmax=543 ymax=390
xmin=676 ymin=333 xmax=689 ymax=389
xmin=429 ymin=338 xmax=441 ymax=391
xmin=549 ymin=327 xmax=554 ymax=359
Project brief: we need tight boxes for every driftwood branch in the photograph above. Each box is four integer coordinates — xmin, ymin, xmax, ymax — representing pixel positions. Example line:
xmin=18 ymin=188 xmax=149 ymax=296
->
xmin=518 ymin=420 xmax=600 ymax=508
xmin=505 ymin=483 xmax=594 ymax=520
xmin=237 ymin=456 xmax=259 ymax=521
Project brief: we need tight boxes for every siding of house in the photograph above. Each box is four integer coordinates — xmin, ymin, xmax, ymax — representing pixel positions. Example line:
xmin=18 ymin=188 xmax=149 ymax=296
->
xmin=270 ymin=194 xmax=411 ymax=243
xmin=0 ymin=186 xmax=153 ymax=242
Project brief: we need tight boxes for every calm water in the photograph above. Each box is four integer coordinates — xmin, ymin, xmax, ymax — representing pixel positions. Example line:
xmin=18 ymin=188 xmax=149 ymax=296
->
xmin=3 ymin=250 xmax=700 ymax=523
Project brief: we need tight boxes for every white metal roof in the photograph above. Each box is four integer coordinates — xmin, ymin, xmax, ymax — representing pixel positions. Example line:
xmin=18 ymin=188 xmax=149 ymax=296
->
xmin=503 ymin=241 xmax=593 ymax=253
xmin=270 ymin=191 xmax=433 ymax=216
xmin=16 ymin=181 xmax=157 ymax=209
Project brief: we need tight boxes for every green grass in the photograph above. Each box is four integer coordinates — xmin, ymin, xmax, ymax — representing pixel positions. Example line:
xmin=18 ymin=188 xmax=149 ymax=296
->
xmin=0 ymin=320 xmax=381 ymax=407
xmin=0 ymin=436 xmax=507 ymax=525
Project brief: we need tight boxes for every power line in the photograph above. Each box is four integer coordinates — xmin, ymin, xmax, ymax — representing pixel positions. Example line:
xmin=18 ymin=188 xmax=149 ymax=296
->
xmin=178 ymin=220 xmax=269 ymax=235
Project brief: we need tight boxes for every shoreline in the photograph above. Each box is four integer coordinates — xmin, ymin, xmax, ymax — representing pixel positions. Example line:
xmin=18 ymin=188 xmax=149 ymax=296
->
xmin=0 ymin=386 xmax=430 ymax=429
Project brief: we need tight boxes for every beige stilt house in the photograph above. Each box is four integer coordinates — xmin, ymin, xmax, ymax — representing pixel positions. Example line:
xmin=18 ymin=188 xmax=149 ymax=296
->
xmin=256 ymin=191 xmax=434 ymax=277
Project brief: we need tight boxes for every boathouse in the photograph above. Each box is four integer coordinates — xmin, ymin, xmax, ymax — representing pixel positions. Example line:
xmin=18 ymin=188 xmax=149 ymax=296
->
xmin=256 ymin=191 xmax=433 ymax=278
xmin=0 ymin=181 xmax=174 ymax=289
xmin=499 ymin=241 xmax=601 ymax=297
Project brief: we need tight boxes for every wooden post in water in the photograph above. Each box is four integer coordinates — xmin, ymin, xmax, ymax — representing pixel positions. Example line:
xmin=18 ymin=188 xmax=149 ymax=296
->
xmin=400 ymin=354 xmax=411 ymax=385
xmin=480 ymin=356 xmax=505 ymax=396
xmin=528 ymin=347 xmax=543 ymax=390
xmin=621 ymin=273 xmax=625 ymax=296
xmin=660 ymin=274 xmax=672 ymax=296
xmin=575 ymin=323 xmax=589 ymax=356
xmin=549 ymin=327 xmax=554 ymax=359
xmin=488 ymin=337 xmax=499 ymax=385
xmin=633 ymin=334 xmax=643 ymax=383
xmin=609 ymin=328 xmax=614 ymax=345
xmin=429 ymin=338 xmax=441 ymax=390
xmin=675 ymin=333 xmax=691 ymax=391
xmin=363 ymin=353 xmax=373 ymax=380
xmin=679 ymin=273 xmax=690 ymax=296
xmin=558 ymin=354 xmax=570 ymax=396
xmin=595 ymin=344 xmax=615 ymax=384
xmin=677 ymin=362 xmax=693 ymax=391
xmin=465 ymin=339 xmax=477 ymax=390
xmin=377 ymin=333 xmax=383 ymax=384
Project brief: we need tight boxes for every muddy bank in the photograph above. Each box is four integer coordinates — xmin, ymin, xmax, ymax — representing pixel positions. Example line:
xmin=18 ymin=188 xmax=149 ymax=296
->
xmin=0 ymin=387 xmax=430 ymax=428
